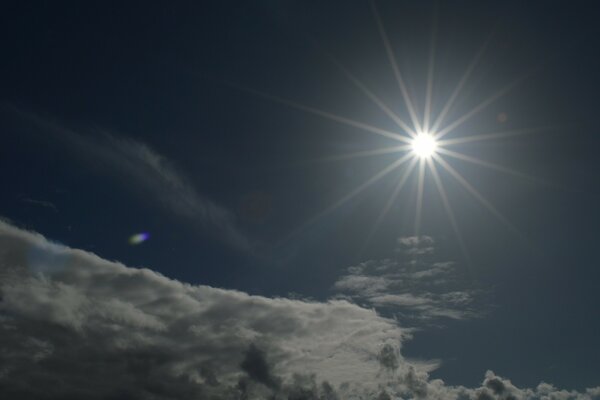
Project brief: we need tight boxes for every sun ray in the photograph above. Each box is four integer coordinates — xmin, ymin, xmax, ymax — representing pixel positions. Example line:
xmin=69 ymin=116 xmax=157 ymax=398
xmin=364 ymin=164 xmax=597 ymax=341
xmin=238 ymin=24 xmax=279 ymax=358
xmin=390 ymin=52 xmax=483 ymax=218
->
xmin=423 ymin=4 xmax=438 ymax=133
xmin=322 ymin=152 xmax=414 ymax=214
xmin=287 ymin=153 xmax=415 ymax=241
xmin=330 ymin=57 xmax=417 ymax=137
xmin=434 ymin=154 xmax=526 ymax=242
xmin=362 ymin=158 xmax=418 ymax=252
xmin=434 ymin=80 xmax=521 ymax=140
xmin=258 ymin=10 xmax=539 ymax=259
xmin=371 ymin=0 xmax=422 ymax=133
xmin=435 ymin=147 xmax=544 ymax=184
xmin=427 ymin=158 xmax=471 ymax=264
xmin=414 ymin=158 xmax=426 ymax=236
xmin=430 ymin=36 xmax=491 ymax=133
xmin=299 ymin=145 xmax=409 ymax=165
xmin=438 ymin=126 xmax=552 ymax=146
xmin=231 ymin=83 xmax=411 ymax=143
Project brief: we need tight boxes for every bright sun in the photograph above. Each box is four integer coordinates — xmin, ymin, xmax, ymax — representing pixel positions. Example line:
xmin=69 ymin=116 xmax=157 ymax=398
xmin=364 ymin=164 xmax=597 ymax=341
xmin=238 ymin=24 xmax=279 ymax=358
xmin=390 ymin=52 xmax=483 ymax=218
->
xmin=242 ymin=0 xmax=530 ymax=260
xmin=411 ymin=132 xmax=438 ymax=158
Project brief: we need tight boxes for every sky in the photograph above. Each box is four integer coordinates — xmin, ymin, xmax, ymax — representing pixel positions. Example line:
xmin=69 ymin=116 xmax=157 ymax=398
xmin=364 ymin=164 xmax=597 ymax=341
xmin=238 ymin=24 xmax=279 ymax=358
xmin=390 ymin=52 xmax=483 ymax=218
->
xmin=1 ymin=1 xmax=600 ymax=399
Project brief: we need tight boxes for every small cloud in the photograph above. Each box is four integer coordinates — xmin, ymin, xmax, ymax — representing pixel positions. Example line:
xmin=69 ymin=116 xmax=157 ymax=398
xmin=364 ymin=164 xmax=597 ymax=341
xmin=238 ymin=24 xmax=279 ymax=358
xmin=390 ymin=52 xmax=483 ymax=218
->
xmin=397 ymin=235 xmax=434 ymax=246
xmin=396 ymin=235 xmax=435 ymax=255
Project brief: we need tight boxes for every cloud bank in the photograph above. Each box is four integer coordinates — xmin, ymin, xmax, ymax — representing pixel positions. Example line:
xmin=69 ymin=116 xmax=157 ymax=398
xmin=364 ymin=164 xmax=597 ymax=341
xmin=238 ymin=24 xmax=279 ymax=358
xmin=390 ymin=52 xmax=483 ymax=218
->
xmin=0 ymin=220 xmax=404 ymax=399
xmin=0 ymin=221 xmax=598 ymax=399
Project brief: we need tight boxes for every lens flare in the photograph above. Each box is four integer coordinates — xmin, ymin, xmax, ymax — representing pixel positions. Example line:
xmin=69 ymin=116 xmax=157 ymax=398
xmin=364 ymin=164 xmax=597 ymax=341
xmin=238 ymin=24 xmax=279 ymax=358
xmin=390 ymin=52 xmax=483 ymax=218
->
xmin=411 ymin=133 xmax=438 ymax=159
xmin=129 ymin=232 xmax=149 ymax=245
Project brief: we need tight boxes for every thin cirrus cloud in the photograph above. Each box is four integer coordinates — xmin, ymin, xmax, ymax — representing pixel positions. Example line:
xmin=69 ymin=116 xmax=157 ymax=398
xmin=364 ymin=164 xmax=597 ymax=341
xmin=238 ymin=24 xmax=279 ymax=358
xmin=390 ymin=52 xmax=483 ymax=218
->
xmin=9 ymin=108 xmax=251 ymax=252
xmin=1 ymin=221 xmax=599 ymax=399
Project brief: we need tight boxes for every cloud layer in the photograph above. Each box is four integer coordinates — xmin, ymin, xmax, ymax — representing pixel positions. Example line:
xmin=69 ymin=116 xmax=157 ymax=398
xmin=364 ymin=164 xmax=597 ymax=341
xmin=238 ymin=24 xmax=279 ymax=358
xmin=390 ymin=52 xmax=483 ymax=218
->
xmin=0 ymin=222 xmax=598 ymax=399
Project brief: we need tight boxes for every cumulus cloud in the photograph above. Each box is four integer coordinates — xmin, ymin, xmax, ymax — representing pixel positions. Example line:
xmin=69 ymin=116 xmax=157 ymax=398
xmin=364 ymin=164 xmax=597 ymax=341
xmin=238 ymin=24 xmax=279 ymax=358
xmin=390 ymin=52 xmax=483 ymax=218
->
xmin=334 ymin=236 xmax=485 ymax=324
xmin=8 ymin=109 xmax=250 ymax=251
xmin=1 ymin=221 xmax=598 ymax=399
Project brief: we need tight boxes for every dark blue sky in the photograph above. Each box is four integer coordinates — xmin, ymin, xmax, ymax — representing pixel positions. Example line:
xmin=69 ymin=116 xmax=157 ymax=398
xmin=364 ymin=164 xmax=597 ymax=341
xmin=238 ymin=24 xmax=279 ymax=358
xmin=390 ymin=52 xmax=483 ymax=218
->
xmin=2 ymin=0 xmax=600 ymax=394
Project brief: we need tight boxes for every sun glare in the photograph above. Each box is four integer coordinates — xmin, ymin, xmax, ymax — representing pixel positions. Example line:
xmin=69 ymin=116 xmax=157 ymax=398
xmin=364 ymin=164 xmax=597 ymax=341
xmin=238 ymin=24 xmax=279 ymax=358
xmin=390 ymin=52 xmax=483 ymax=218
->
xmin=242 ymin=1 xmax=534 ymax=261
xmin=411 ymin=133 xmax=438 ymax=159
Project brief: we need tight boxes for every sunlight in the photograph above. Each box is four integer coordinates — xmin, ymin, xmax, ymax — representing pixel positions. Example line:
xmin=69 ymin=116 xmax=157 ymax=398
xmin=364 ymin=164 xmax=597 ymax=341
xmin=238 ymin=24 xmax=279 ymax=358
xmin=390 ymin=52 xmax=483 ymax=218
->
xmin=411 ymin=132 xmax=438 ymax=159
xmin=241 ymin=1 xmax=543 ymax=262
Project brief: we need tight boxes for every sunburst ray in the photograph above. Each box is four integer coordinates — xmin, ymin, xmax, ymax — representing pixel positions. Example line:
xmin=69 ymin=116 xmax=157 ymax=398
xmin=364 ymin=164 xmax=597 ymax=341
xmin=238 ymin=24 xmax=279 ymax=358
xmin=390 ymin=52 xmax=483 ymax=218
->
xmin=427 ymin=158 xmax=471 ymax=264
xmin=371 ymin=0 xmax=422 ymax=133
xmin=232 ymin=83 xmax=411 ymax=143
xmin=435 ymin=147 xmax=544 ymax=184
xmin=423 ymin=4 xmax=438 ymax=133
xmin=438 ymin=126 xmax=552 ymax=146
xmin=434 ymin=154 xmax=526 ymax=242
xmin=434 ymin=76 xmax=523 ymax=139
xmin=330 ymin=56 xmax=417 ymax=137
xmin=430 ymin=34 xmax=492 ymax=133
xmin=414 ymin=159 xmax=426 ymax=236
xmin=286 ymin=153 xmax=414 ymax=242
xmin=301 ymin=145 xmax=409 ymax=165
xmin=362 ymin=158 xmax=418 ymax=253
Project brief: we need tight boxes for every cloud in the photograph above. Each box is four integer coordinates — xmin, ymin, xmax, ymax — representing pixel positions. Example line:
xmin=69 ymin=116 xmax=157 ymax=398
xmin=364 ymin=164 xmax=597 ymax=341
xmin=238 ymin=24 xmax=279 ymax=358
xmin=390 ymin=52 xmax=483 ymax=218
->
xmin=396 ymin=235 xmax=435 ymax=256
xmin=366 ymin=368 xmax=600 ymax=400
xmin=99 ymin=134 xmax=251 ymax=250
xmin=20 ymin=197 xmax=58 ymax=212
xmin=1 ymin=221 xmax=599 ymax=399
xmin=333 ymin=236 xmax=485 ymax=324
xmin=9 ymin=109 xmax=250 ymax=251
xmin=0 ymin=220 xmax=405 ymax=398
xmin=241 ymin=344 xmax=281 ymax=390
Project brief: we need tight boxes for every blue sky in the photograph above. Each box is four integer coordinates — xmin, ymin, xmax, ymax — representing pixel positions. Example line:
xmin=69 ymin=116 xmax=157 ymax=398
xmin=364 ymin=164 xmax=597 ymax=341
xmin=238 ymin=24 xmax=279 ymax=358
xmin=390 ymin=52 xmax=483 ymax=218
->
xmin=1 ymin=1 xmax=600 ymax=398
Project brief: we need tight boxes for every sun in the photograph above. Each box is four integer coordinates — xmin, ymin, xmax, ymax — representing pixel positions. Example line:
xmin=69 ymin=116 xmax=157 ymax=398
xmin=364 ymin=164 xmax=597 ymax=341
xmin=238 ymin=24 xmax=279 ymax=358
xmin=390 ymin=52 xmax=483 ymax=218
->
xmin=238 ymin=0 xmax=533 ymax=261
xmin=411 ymin=132 xmax=438 ymax=159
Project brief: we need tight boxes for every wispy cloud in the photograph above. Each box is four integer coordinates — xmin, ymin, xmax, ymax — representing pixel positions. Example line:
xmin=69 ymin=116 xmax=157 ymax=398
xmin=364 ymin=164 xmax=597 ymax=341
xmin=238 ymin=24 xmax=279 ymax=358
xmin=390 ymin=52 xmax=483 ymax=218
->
xmin=333 ymin=236 xmax=486 ymax=324
xmin=9 ymin=109 xmax=251 ymax=251
xmin=20 ymin=197 xmax=58 ymax=212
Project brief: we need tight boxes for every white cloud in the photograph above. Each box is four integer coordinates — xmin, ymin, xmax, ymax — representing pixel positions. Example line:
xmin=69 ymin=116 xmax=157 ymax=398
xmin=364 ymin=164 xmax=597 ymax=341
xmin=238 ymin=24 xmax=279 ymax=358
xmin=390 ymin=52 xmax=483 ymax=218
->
xmin=1 ymin=221 xmax=598 ymax=399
